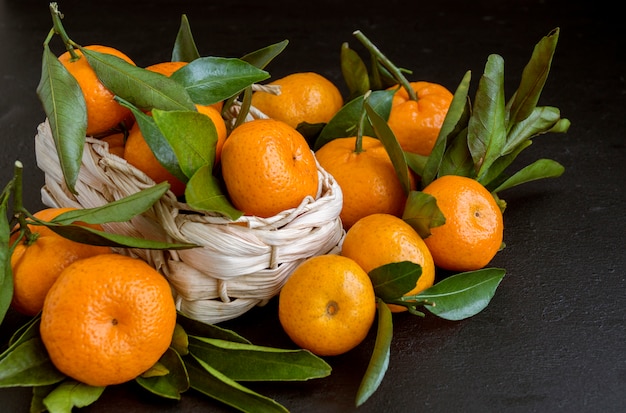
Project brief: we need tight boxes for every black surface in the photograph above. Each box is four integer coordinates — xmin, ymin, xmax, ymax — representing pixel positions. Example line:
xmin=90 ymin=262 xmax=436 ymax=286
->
xmin=1 ymin=1 xmax=625 ymax=412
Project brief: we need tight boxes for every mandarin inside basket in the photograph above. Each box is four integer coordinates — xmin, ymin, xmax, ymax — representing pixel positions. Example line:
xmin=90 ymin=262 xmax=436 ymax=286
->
xmin=35 ymin=119 xmax=344 ymax=324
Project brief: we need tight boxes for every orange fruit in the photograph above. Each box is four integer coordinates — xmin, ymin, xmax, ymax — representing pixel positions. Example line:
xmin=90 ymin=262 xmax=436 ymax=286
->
xmin=278 ymin=254 xmax=376 ymax=356
xmin=10 ymin=207 xmax=111 ymax=316
xmin=59 ymin=45 xmax=136 ymax=137
xmin=386 ymin=81 xmax=453 ymax=156
xmin=315 ymin=136 xmax=414 ymax=230
xmin=220 ymin=118 xmax=319 ymax=218
xmin=123 ymin=104 xmax=227 ymax=197
xmin=251 ymin=72 xmax=343 ymax=129
xmin=341 ymin=213 xmax=436 ymax=312
xmin=100 ymin=132 xmax=126 ymax=158
xmin=40 ymin=253 xmax=177 ymax=387
xmin=421 ymin=175 xmax=504 ymax=271
xmin=146 ymin=61 xmax=224 ymax=112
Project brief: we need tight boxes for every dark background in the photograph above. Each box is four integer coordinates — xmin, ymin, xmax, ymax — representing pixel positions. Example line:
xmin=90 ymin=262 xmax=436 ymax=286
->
xmin=1 ymin=0 xmax=625 ymax=412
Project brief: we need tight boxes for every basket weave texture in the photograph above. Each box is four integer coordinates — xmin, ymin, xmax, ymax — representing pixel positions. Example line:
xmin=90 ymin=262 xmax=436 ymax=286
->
xmin=35 ymin=119 xmax=344 ymax=324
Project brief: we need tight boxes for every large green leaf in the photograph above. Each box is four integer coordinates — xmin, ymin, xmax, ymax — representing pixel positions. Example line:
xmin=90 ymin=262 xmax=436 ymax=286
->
xmin=491 ymin=159 xmax=565 ymax=193
xmin=240 ymin=40 xmax=289 ymax=70
xmin=0 ymin=338 xmax=65 ymax=387
xmin=184 ymin=165 xmax=243 ymax=220
xmin=188 ymin=336 xmax=331 ymax=381
xmin=368 ymin=261 xmax=421 ymax=302
xmin=468 ymin=54 xmax=507 ymax=180
xmin=187 ymin=356 xmax=289 ymax=413
xmin=340 ymin=42 xmax=370 ymax=99
xmin=81 ymin=47 xmax=196 ymax=111
xmin=136 ymin=348 xmax=190 ymax=400
xmin=170 ymin=57 xmax=269 ymax=105
xmin=402 ymin=190 xmax=446 ymax=238
xmin=416 ymin=268 xmax=506 ymax=320
xmin=36 ymin=44 xmax=87 ymax=194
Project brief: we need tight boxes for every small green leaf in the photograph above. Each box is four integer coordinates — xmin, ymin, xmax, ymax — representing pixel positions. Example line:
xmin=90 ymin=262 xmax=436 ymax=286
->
xmin=136 ymin=348 xmax=189 ymax=400
xmin=240 ymin=40 xmax=289 ymax=70
xmin=341 ymin=42 xmax=370 ymax=99
xmin=49 ymin=182 xmax=170 ymax=225
xmin=171 ymin=323 xmax=190 ymax=356
xmin=437 ymin=128 xmax=475 ymax=178
xmin=506 ymin=28 xmax=560 ymax=125
xmin=491 ymin=159 xmax=565 ymax=193
xmin=421 ymin=70 xmax=472 ymax=187
xmin=0 ymin=338 xmax=65 ymax=387
xmin=356 ymin=299 xmax=392 ymax=407
xmin=117 ymin=98 xmax=187 ymax=182
xmin=188 ymin=336 xmax=331 ymax=381
xmin=81 ymin=48 xmax=196 ymax=112
xmin=368 ymin=261 xmax=421 ymax=302
xmin=185 ymin=164 xmax=243 ymax=220
xmin=172 ymin=14 xmax=201 ymax=63
xmin=402 ymin=191 xmax=446 ymax=239
xmin=37 ymin=44 xmax=87 ymax=194
xmin=503 ymin=106 xmax=566 ymax=155
xmin=170 ymin=57 xmax=270 ymax=106
xmin=42 ymin=380 xmax=105 ymax=412
xmin=152 ymin=109 xmax=217 ymax=178
xmin=416 ymin=268 xmax=506 ymax=320
xmin=364 ymin=96 xmax=412 ymax=194
xmin=314 ymin=90 xmax=394 ymax=151
xmin=187 ymin=356 xmax=289 ymax=413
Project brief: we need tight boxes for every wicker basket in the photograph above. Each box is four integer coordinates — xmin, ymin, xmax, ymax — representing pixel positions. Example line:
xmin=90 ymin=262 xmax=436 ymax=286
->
xmin=35 ymin=119 xmax=344 ymax=324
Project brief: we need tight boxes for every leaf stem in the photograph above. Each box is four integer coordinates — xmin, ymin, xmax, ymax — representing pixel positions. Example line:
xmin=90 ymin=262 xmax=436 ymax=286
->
xmin=353 ymin=30 xmax=417 ymax=101
xmin=49 ymin=2 xmax=80 ymax=60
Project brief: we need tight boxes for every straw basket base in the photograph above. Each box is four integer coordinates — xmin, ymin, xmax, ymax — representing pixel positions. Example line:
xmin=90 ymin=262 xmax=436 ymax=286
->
xmin=35 ymin=119 xmax=345 ymax=324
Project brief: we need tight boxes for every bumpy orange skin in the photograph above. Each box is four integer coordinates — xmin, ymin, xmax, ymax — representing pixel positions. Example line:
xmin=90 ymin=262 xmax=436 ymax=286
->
xmin=220 ymin=119 xmax=319 ymax=218
xmin=315 ymin=136 xmax=415 ymax=230
xmin=421 ymin=175 xmax=504 ymax=271
xmin=251 ymin=72 xmax=344 ymax=128
xmin=40 ymin=253 xmax=177 ymax=387
xmin=10 ymin=208 xmax=111 ymax=316
xmin=58 ymin=45 xmax=136 ymax=137
xmin=278 ymin=254 xmax=376 ymax=356
xmin=341 ymin=213 xmax=436 ymax=312
xmin=387 ymin=81 xmax=453 ymax=156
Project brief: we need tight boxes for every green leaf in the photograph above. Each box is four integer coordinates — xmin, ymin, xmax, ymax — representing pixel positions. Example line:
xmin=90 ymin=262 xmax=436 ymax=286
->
xmin=468 ymin=54 xmax=507 ymax=180
xmin=81 ymin=47 xmax=196 ymax=112
xmin=0 ymin=200 xmax=12 ymax=325
xmin=506 ymin=28 xmax=560 ymax=125
xmin=416 ymin=268 xmax=506 ymax=320
xmin=46 ymin=223 xmax=196 ymax=250
xmin=479 ymin=140 xmax=533 ymax=190
xmin=136 ymin=348 xmax=189 ymax=400
xmin=240 ymin=40 xmax=289 ymax=70
xmin=36 ymin=44 xmax=87 ymax=194
xmin=184 ymin=164 xmax=243 ymax=220
xmin=176 ymin=313 xmax=251 ymax=344
xmin=402 ymin=191 xmax=446 ymax=239
xmin=356 ymin=299 xmax=392 ymax=407
xmin=42 ymin=380 xmax=105 ymax=413
xmin=0 ymin=338 xmax=65 ymax=387
xmin=117 ymin=98 xmax=187 ymax=182
xmin=364 ymin=96 xmax=412 ymax=194
xmin=170 ymin=57 xmax=270 ymax=106
xmin=6 ymin=315 xmax=40 ymax=353
xmin=341 ymin=42 xmax=370 ymax=99
xmin=49 ymin=182 xmax=170 ymax=225
xmin=368 ymin=261 xmax=421 ymax=302
xmin=404 ymin=151 xmax=429 ymax=178
xmin=172 ymin=14 xmax=201 ymax=63
xmin=188 ymin=336 xmax=331 ymax=381
xmin=421 ymin=70 xmax=472 ymax=187
xmin=187 ymin=356 xmax=289 ymax=413
xmin=152 ymin=109 xmax=217 ymax=178
xmin=503 ymin=106 xmax=565 ymax=155
xmin=491 ymin=158 xmax=565 ymax=193
xmin=314 ymin=89 xmax=394 ymax=151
